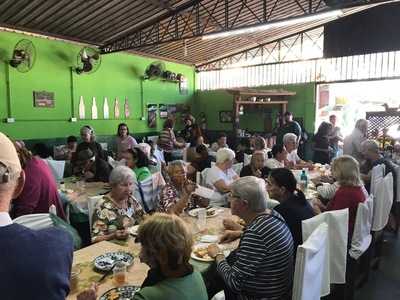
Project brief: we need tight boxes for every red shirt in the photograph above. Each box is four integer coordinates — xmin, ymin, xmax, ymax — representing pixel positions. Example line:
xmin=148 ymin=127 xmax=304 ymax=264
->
xmin=327 ymin=186 xmax=366 ymax=237
xmin=12 ymin=157 xmax=66 ymax=220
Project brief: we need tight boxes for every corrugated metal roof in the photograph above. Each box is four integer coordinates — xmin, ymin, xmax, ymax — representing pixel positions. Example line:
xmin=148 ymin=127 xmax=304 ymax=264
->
xmin=0 ymin=0 xmax=387 ymax=65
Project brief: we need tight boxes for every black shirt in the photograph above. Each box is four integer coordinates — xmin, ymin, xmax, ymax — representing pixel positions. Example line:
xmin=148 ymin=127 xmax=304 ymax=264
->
xmin=76 ymin=141 xmax=107 ymax=160
xmin=274 ymin=194 xmax=315 ymax=251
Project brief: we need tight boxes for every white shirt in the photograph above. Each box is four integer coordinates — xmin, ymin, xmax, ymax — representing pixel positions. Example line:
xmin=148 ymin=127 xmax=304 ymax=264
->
xmin=287 ymin=149 xmax=301 ymax=164
xmin=0 ymin=212 xmax=12 ymax=227
xmin=343 ymin=128 xmax=366 ymax=162
xmin=265 ymin=158 xmax=284 ymax=169
xmin=206 ymin=165 xmax=237 ymax=188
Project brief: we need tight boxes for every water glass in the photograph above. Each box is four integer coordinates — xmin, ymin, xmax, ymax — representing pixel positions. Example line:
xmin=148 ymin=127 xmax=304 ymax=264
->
xmin=197 ymin=208 xmax=207 ymax=230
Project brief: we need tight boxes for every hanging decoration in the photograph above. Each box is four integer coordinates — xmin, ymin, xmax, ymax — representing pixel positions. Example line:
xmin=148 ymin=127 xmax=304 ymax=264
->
xmin=124 ymin=97 xmax=130 ymax=119
xmin=114 ymin=98 xmax=120 ymax=118
xmin=103 ymin=97 xmax=109 ymax=119
xmin=79 ymin=96 xmax=85 ymax=119
xmin=91 ymin=97 xmax=98 ymax=119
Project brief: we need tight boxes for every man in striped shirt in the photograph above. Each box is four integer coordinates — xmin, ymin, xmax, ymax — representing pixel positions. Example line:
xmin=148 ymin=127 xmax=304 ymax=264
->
xmin=207 ymin=176 xmax=294 ymax=300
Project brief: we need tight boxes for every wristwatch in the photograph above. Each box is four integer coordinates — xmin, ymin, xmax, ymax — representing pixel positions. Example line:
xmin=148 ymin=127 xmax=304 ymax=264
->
xmin=215 ymin=252 xmax=225 ymax=259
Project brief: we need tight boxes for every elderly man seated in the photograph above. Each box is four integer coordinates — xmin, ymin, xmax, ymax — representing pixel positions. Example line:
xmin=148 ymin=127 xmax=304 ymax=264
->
xmin=0 ymin=132 xmax=74 ymax=299
xmin=360 ymin=139 xmax=397 ymax=197
xmin=205 ymin=148 xmax=239 ymax=206
xmin=158 ymin=160 xmax=209 ymax=215
xmin=91 ymin=166 xmax=145 ymax=243
xmin=283 ymin=133 xmax=313 ymax=169
xmin=206 ymin=176 xmax=294 ymax=300
xmin=239 ymin=151 xmax=270 ymax=179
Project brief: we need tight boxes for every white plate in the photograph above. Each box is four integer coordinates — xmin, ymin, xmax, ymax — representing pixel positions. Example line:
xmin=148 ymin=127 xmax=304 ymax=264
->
xmin=191 ymin=243 xmax=213 ymax=262
xmin=93 ymin=251 xmax=134 ymax=272
xmin=188 ymin=207 xmax=220 ymax=218
xmin=199 ymin=235 xmax=219 ymax=243
xmin=191 ymin=243 xmax=231 ymax=262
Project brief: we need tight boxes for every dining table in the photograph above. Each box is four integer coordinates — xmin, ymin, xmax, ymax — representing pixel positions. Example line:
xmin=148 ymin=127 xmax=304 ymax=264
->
xmin=66 ymin=207 xmax=239 ymax=300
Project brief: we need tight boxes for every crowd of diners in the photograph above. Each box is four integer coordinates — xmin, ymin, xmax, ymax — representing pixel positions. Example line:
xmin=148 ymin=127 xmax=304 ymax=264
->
xmin=1 ymin=110 xmax=399 ymax=300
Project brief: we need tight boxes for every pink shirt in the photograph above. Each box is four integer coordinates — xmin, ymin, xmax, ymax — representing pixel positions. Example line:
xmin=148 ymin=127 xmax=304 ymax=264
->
xmin=12 ymin=157 xmax=66 ymax=220
xmin=116 ymin=135 xmax=138 ymax=159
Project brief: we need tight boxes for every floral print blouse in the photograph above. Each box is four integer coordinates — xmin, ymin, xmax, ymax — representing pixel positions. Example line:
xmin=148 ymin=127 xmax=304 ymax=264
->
xmin=91 ymin=194 xmax=145 ymax=242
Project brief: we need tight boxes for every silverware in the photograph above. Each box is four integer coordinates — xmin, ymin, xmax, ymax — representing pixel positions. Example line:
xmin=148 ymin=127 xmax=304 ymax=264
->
xmin=97 ymin=261 xmax=118 ymax=283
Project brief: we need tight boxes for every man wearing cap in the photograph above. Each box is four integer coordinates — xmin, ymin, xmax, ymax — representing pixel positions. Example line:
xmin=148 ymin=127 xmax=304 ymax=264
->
xmin=0 ymin=132 xmax=73 ymax=299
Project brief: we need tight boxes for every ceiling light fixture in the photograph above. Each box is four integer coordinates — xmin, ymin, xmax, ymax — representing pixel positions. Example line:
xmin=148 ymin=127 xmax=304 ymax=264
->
xmin=202 ymin=9 xmax=343 ymax=40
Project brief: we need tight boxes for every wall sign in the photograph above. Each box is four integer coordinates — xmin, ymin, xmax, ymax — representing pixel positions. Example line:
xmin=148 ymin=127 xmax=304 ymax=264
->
xmin=33 ymin=91 xmax=55 ymax=108
xmin=159 ymin=104 xmax=168 ymax=118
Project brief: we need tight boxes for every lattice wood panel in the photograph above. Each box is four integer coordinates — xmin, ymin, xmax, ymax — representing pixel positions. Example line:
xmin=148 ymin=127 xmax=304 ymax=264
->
xmin=366 ymin=111 xmax=400 ymax=138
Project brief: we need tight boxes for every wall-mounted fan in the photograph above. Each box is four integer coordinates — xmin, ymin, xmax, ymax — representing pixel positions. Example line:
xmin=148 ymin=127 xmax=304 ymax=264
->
xmin=75 ymin=47 xmax=101 ymax=74
xmin=9 ymin=39 xmax=36 ymax=73
xmin=144 ymin=61 xmax=165 ymax=80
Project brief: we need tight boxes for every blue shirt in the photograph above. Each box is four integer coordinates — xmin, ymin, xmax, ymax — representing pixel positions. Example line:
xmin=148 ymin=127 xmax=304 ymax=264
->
xmin=0 ymin=223 xmax=73 ymax=300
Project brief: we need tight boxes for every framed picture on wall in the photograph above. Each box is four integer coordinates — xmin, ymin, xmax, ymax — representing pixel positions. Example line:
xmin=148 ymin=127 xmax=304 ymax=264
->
xmin=33 ymin=91 xmax=55 ymax=108
xmin=147 ymin=104 xmax=158 ymax=128
xmin=219 ymin=111 xmax=233 ymax=123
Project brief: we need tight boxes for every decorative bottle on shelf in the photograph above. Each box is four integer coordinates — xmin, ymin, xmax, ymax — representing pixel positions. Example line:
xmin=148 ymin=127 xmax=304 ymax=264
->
xmin=124 ymin=97 xmax=130 ymax=119
xmin=114 ymin=98 xmax=120 ymax=119
xmin=78 ymin=96 xmax=85 ymax=119
xmin=103 ymin=97 xmax=109 ymax=119
xmin=300 ymin=169 xmax=308 ymax=191
xmin=91 ymin=97 xmax=98 ymax=119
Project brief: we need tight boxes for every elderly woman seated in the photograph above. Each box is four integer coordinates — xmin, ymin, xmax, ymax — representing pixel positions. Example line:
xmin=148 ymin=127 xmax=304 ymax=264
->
xmin=158 ymin=160 xmax=208 ymax=215
xmin=206 ymin=176 xmax=294 ymax=300
xmin=78 ymin=213 xmax=208 ymax=300
xmin=239 ymin=151 xmax=270 ymax=179
xmin=91 ymin=166 xmax=145 ymax=243
xmin=265 ymin=144 xmax=287 ymax=169
xmin=283 ymin=133 xmax=313 ymax=169
xmin=205 ymin=148 xmax=239 ymax=206
xmin=123 ymin=147 xmax=152 ymax=182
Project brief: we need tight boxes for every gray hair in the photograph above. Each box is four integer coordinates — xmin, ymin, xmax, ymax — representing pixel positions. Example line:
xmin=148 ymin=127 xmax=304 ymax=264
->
xmin=283 ymin=133 xmax=297 ymax=145
xmin=355 ymin=119 xmax=368 ymax=130
xmin=361 ymin=139 xmax=379 ymax=154
xmin=230 ymin=176 xmax=268 ymax=213
xmin=109 ymin=166 xmax=137 ymax=186
xmin=216 ymin=148 xmax=235 ymax=163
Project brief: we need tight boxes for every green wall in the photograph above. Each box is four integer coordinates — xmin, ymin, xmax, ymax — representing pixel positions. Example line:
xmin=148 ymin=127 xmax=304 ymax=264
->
xmin=193 ymin=83 xmax=316 ymax=133
xmin=0 ymin=30 xmax=195 ymax=140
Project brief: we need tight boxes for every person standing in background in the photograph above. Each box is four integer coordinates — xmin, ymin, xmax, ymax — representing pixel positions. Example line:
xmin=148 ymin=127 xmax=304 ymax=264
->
xmin=343 ymin=119 xmax=368 ymax=163
xmin=276 ymin=111 xmax=302 ymax=145
xmin=328 ymin=115 xmax=343 ymax=158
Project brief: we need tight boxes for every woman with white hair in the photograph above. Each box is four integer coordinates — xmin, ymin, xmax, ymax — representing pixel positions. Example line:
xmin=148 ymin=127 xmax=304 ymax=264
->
xmin=343 ymin=119 xmax=368 ymax=162
xmin=91 ymin=166 xmax=145 ymax=243
xmin=206 ymin=176 xmax=294 ymax=300
xmin=75 ymin=125 xmax=106 ymax=160
xmin=283 ymin=133 xmax=313 ymax=169
xmin=205 ymin=148 xmax=239 ymax=206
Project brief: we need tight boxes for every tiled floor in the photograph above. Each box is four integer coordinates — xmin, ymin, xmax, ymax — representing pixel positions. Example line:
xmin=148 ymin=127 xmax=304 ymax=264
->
xmin=355 ymin=232 xmax=400 ymax=300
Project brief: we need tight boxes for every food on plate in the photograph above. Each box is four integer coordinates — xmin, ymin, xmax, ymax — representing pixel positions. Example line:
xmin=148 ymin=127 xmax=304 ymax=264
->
xmin=206 ymin=208 xmax=216 ymax=216
xmin=193 ymin=247 xmax=211 ymax=260
xmin=106 ymin=290 xmax=119 ymax=300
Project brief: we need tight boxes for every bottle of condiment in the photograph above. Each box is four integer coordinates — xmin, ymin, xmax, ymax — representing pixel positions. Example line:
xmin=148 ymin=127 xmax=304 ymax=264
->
xmin=300 ymin=169 xmax=308 ymax=191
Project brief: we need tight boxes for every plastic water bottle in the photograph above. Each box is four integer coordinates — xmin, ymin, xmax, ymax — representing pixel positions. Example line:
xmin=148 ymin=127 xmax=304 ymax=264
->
xmin=300 ymin=169 xmax=308 ymax=191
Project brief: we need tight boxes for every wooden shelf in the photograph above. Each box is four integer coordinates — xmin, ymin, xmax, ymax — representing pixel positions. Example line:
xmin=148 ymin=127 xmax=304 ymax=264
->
xmin=236 ymin=101 xmax=288 ymax=105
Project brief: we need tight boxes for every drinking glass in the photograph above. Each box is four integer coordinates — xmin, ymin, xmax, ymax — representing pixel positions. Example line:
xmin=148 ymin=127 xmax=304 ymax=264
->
xmin=113 ymin=262 xmax=126 ymax=285
xmin=197 ymin=208 xmax=207 ymax=231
